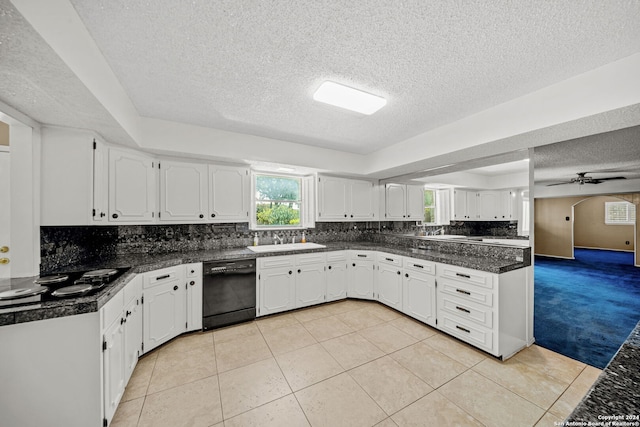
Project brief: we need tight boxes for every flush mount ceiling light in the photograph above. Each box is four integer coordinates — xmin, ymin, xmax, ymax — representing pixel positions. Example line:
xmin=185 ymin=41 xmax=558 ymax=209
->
xmin=313 ymin=81 xmax=387 ymax=115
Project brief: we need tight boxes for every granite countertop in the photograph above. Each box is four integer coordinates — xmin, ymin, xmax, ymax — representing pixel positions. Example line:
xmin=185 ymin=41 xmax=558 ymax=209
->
xmin=0 ymin=240 xmax=529 ymax=326
xmin=566 ymin=321 xmax=640 ymax=422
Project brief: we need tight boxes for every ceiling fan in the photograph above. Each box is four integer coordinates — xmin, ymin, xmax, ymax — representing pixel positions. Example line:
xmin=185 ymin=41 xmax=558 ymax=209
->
xmin=546 ymin=172 xmax=627 ymax=186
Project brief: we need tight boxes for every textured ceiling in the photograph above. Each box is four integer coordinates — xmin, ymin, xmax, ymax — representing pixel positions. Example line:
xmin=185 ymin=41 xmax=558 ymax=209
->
xmin=66 ymin=0 xmax=640 ymax=154
xmin=0 ymin=0 xmax=135 ymax=145
xmin=534 ymin=125 xmax=640 ymax=184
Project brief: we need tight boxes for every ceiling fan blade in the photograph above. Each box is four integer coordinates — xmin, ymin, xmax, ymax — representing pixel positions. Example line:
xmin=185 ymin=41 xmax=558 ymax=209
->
xmin=546 ymin=181 xmax=572 ymax=186
xmin=595 ymin=176 xmax=627 ymax=181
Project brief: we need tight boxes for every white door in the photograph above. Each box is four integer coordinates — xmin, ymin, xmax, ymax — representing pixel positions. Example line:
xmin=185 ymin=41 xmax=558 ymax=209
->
xmin=209 ymin=165 xmax=249 ymax=221
xmin=478 ymin=191 xmax=501 ymax=220
xmin=326 ymin=261 xmax=348 ymax=301
xmin=123 ymin=296 xmax=142 ymax=382
xmin=160 ymin=160 xmax=208 ymax=221
xmin=296 ymin=263 xmax=326 ymax=308
xmin=109 ymin=148 xmax=156 ymax=222
xmin=318 ymin=176 xmax=348 ymax=220
xmin=143 ymin=280 xmax=186 ymax=352
xmin=377 ymin=263 xmax=403 ymax=310
xmin=0 ymin=150 xmax=9 ymax=278
xmin=403 ymin=272 xmax=436 ymax=327
xmin=348 ymin=261 xmax=374 ymax=299
xmin=103 ymin=315 xmax=125 ymax=426
xmin=259 ymin=267 xmax=296 ymax=315
xmin=406 ymin=185 xmax=425 ymax=220
xmin=350 ymin=180 xmax=375 ymax=220
xmin=385 ymin=184 xmax=406 ymax=220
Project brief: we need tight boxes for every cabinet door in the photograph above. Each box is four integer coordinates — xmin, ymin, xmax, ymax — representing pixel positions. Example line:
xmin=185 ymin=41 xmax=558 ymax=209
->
xmin=259 ymin=265 xmax=296 ymax=316
xmin=317 ymin=176 xmax=348 ymax=220
xmin=123 ymin=296 xmax=142 ymax=382
xmin=453 ymin=190 xmax=467 ymax=220
xmin=109 ymin=148 xmax=156 ymax=222
xmin=296 ymin=263 xmax=326 ymax=308
xmin=377 ymin=263 xmax=403 ymax=310
xmin=466 ymin=191 xmax=479 ymax=220
xmin=500 ymin=190 xmax=515 ymax=220
xmin=326 ymin=261 xmax=348 ymax=302
xmin=403 ymin=271 xmax=436 ymax=327
xmin=350 ymin=179 xmax=375 ymax=220
xmin=186 ymin=263 xmax=203 ymax=332
xmin=348 ymin=261 xmax=374 ymax=299
xmin=160 ymin=161 xmax=208 ymax=221
xmin=143 ymin=279 xmax=187 ymax=353
xmin=478 ymin=191 xmax=501 ymax=220
xmin=92 ymin=139 xmax=109 ymax=223
xmin=209 ymin=165 xmax=249 ymax=221
xmin=103 ymin=315 xmax=125 ymax=426
xmin=406 ymin=185 xmax=424 ymax=221
xmin=385 ymin=184 xmax=407 ymax=220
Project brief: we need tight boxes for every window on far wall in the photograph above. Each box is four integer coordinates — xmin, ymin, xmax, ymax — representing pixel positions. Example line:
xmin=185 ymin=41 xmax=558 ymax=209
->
xmin=424 ymin=189 xmax=436 ymax=223
xmin=605 ymin=201 xmax=636 ymax=225
xmin=254 ymin=174 xmax=302 ymax=228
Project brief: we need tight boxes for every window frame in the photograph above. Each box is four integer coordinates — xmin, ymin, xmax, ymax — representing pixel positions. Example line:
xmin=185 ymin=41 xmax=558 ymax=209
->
xmin=423 ymin=188 xmax=437 ymax=225
xmin=604 ymin=201 xmax=636 ymax=225
xmin=251 ymin=172 xmax=306 ymax=231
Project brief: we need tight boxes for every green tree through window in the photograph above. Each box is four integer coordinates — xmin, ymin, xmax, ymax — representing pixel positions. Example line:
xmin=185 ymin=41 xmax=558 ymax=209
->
xmin=424 ymin=189 xmax=436 ymax=223
xmin=255 ymin=174 xmax=301 ymax=226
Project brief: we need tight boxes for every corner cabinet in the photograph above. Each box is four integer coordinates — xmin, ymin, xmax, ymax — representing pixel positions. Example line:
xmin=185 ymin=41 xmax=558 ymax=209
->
xmin=109 ymin=148 xmax=156 ymax=223
xmin=384 ymin=184 xmax=424 ymax=221
xmin=317 ymin=175 xmax=376 ymax=221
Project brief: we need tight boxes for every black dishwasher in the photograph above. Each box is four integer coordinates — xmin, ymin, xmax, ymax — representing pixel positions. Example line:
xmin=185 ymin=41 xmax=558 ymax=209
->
xmin=203 ymin=259 xmax=256 ymax=330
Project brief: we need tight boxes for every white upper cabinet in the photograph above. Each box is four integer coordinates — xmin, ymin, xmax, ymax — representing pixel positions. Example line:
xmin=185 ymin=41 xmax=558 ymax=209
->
xmin=159 ymin=160 xmax=208 ymax=221
xmin=453 ymin=189 xmax=516 ymax=221
xmin=477 ymin=191 xmax=500 ymax=220
xmin=317 ymin=175 xmax=375 ymax=221
xmin=209 ymin=165 xmax=250 ymax=222
xmin=92 ymin=139 xmax=109 ymax=223
xmin=384 ymin=184 xmax=424 ymax=220
xmin=109 ymin=148 xmax=156 ymax=223
xmin=500 ymin=190 xmax=516 ymax=220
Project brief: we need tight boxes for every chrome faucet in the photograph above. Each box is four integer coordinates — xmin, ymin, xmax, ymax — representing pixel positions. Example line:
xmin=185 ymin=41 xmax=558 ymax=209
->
xmin=273 ymin=233 xmax=284 ymax=245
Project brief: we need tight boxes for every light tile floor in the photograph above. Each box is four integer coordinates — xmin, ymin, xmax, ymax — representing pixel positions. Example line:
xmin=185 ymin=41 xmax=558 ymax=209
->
xmin=112 ymin=299 xmax=602 ymax=427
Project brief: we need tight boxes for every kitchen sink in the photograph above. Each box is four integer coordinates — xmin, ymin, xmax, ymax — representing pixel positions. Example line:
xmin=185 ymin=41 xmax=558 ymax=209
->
xmin=247 ymin=242 xmax=327 ymax=253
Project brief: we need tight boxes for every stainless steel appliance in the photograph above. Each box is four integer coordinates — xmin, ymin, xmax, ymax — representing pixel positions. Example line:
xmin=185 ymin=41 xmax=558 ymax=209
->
xmin=203 ymin=259 xmax=256 ymax=330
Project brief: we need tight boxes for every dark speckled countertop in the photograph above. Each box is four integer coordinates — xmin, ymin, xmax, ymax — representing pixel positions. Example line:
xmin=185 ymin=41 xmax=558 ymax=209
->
xmin=565 ymin=321 xmax=640 ymax=422
xmin=0 ymin=240 xmax=529 ymax=326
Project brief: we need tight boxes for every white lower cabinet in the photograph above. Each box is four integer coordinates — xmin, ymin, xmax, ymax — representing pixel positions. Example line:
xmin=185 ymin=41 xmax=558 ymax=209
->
xmin=142 ymin=266 xmax=187 ymax=353
xmin=122 ymin=275 xmax=143 ymax=382
xmin=348 ymin=251 xmax=375 ymax=299
xmin=326 ymin=251 xmax=348 ymax=302
xmin=258 ymin=253 xmax=327 ymax=316
xmin=102 ymin=306 xmax=126 ymax=426
xmin=376 ymin=253 xmax=403 ymax=310
xmin=185 ymin=263 xmax=203 ymax=332
xmin=402 ymin=257 xmax=436 ymax=327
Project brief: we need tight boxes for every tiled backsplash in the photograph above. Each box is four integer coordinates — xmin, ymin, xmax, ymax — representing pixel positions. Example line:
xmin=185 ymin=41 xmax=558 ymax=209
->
xmin=40 ymin=220 xmax=518 ymax=273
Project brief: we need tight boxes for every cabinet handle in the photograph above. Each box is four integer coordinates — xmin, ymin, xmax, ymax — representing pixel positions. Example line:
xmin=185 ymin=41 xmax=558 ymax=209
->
xmin=413 ymin=264 xmax=424 ymax=269
xmin=455 ymin=273 xmax=471 ymax=279
xmin=456 ymin=288 xmax=471 ymax=295
xmin=190 ymin=269 xmax=195 ymax=274
xmin=385 ymin=258 xmax=394 ymax=262
xmin=328 ymin=266 xmax=332 ymax=270
xmin=455 ymin=306 xmax=471 ymax=314
xmin=397 ymin=271 xmax=401 ymax=275
xmin=100 ymin=213 xmax=106 ymax=218
xmin=297 ymin=269 xmax=301 ymax=274
xmin=156 ymin=274 xmax=171 ymax=281
xmin=456 ymin=325 xmax=471 ymax=334
xmin=405 ymin=273 xmax=409 ymax=278
xmin=199 ymin=214 xmax=204 ymax=219
xmin=189 ymin=280 xmax=195 ymax=286
xmin=211 ymin=213 xmax=216 ymax=218
xmin=357 ymin=254 xmax=367 ymax=258
xmin=350 ymin=214 xmax=353 ymax=218
xmin=352 ymin=263 xmax=356 ymax=267
xmin=112 ymin=213 xmax=118 ymax=219
xmin=344 ymin=214 xmax=347 ymax=217
xmin=173 ymin=285 xmax=179 ymax=291
xmin=289 ymin=271 xmax=293 ymax=275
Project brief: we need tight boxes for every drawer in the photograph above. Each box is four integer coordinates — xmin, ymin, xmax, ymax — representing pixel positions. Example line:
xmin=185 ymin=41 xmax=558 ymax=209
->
xmin=438 ymin=292 xmax=493 ymax=329
xmin=350 ymin=251 xmax=374 ymax=261
xmin=403 ymin=257 xmax=436 ymax=275
xmin=437 ymin=265 xmax=494 ymax=289
xmin=258 ymin=256 xmax=294 ymax=269
xmin=185 ymin=263 xmax=202 ymax=278
xmin=439 ymin=313 xmax=494 ymax=354
xmin=326 ymin=251 xmax=347 ymax=262
xmin=296 ymin=252 xmax=327 ymax=265
xmin=143 ymin=266 xmax=183 ymax=289
xmin=101 ymin=288 xmax=124 ymax=333
xmin=438 ymin=278 xmax=494 ymax=307
xmin=377 ymin=253 xmax=402 ymax=267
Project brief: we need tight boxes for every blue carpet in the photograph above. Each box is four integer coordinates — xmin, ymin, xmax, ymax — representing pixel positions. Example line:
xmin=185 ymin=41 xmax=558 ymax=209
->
xmin=534 ymin=248 xmax=640 ymax=369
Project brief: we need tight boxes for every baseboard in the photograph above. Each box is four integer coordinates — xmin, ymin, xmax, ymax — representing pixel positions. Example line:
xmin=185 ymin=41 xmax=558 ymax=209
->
xmin=574 ymin=246 xmax=635 ymax=253
xmin=534 ymin=254 xmax=575 ymax=260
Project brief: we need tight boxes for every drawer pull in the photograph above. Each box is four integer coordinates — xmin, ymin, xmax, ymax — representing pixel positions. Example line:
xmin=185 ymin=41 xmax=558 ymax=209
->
xmin=156 ymin=274 xmax=171 ymax=281
xmin=413 ymin=264 xmax=424 ymax=269
xmin=455 ymin=273 xmax=471 ymax=279
xmin=456 ymin=306 xmax=471 ymax=314
xmin=456 ymin=325 xmax=471 ymax=333
xmin=385 ymin=257 xmax=394 ymax=262
xmin=456 ymin=288 xmax=471 ymax=295
xmin=357 ymin=254 xmax=367 ymax=258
